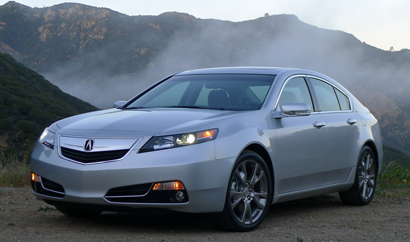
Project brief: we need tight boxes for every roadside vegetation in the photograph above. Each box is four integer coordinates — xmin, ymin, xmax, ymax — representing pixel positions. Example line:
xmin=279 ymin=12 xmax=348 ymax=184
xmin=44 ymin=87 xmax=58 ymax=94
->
xmin=0 ymin=150 xmax=31 ymax=187
xmin=377 ymin=161 xmax=410 ymax=197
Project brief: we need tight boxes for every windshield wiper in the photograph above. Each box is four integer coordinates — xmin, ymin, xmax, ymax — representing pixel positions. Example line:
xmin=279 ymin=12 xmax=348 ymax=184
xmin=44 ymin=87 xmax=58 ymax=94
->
xmin=123 ymin=107 xmax=146 ymax=110
xmin=166 ymin=105 xmax=208 ymax=109
xmin=124 ymin=106 xmax=208 ymax=110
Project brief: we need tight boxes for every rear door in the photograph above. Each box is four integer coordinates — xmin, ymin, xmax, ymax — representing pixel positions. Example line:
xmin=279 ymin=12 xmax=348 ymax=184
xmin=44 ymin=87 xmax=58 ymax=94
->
xmin=307 ymin=76 xmax=359 ymax=183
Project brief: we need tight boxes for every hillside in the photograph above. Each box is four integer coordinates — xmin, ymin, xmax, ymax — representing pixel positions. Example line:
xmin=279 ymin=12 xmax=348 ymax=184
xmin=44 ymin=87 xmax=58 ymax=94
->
xmin=0 ymin=1 xmax=410 ymax=158
xmin=0 ymin=52 xmax=97 ymax=159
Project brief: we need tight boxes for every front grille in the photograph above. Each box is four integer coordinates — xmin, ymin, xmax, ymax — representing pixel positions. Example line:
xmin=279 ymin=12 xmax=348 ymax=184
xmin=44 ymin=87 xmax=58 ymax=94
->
xmin=61 ymin=147 xmax=129 ymax=163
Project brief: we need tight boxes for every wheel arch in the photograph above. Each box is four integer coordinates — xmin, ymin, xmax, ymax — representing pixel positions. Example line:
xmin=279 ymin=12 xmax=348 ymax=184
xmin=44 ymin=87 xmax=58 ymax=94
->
xmin=243 ymin=143 xmax=275 ymax=196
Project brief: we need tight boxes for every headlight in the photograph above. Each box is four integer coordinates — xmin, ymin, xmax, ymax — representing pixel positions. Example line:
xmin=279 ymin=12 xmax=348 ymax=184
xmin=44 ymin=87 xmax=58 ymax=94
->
xmin=139 ymin=129 xmax=218 ymax=153
xmin=39 ymin=128 xmax=55 ymax=149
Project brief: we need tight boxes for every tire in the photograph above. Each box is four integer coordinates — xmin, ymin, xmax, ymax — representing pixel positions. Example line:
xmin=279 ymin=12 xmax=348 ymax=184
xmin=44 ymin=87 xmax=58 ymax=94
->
xmin=339 ymin=146 xmax=377 ymax=205
xmin=214 ymin=151 xmax=272 ymax=232
xmin=55 ymin=204 xmax=103 ymax=217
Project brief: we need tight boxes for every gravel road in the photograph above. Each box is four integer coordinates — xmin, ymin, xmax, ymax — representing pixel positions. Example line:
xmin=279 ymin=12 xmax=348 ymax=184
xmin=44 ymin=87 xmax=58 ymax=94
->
xmin=0 ymin=188 xmax=409 ymax=241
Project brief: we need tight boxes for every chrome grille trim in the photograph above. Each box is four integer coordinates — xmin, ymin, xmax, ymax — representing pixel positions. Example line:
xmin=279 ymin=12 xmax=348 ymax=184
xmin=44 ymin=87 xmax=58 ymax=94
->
xmin=58 ymin=135 xmax=140 ymax=164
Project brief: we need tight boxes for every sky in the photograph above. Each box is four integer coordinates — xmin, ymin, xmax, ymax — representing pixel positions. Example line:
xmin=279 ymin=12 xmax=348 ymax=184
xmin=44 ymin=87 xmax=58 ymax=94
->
xmin=1 ymin=0 xmax=409 ymax=51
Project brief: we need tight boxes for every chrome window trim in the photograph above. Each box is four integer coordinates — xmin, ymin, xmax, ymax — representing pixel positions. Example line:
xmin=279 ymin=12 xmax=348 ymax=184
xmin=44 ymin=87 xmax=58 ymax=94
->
xmin=274 ymin=74 xmax=317 ymax=113
xmin=306 ymin=75 xmax=354 ymax=113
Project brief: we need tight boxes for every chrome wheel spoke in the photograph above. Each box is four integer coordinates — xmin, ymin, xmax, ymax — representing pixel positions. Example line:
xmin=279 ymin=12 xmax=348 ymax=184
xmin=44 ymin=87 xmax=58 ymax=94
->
xmin=249 ymin=163 xmax=259 ymax=185
xmin=240 ymin=200 xmax=251 ymax=223
xmin=253 ymin=191 xmax=268 ymax=199
xmin=252 ymin=197 xmax=265 ymax=210
xmin=361 ymin=180 xmax=368 ymax=198
xmin=231 ymin=197 xmax=242 ymax=209
xmin=368 ymin=178 xmax=375 ymax=187
xmin=235 ymin=169 xmax=247 ymax=186
xmin=254 ymin=170 xmax=265 ymax=185
xmin=365 ymin=154 xmax=373 ymax=171
xmin=230 ymin=191 xmax=243 ymax=197
xmin=365 ymin=180 xmax=374 ymax=196
xmin=359 ymin=180 xmax=364 ymax=191
xmin=358 ymin=175 xmax=365 ymax=187
xmin=361 ymin=160 xmax=366 ymax=172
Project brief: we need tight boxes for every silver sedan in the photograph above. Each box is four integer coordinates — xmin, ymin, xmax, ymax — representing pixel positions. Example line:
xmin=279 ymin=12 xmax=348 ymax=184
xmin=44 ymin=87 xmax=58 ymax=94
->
xmin=30 ymin=67 xmax=383 ymax=231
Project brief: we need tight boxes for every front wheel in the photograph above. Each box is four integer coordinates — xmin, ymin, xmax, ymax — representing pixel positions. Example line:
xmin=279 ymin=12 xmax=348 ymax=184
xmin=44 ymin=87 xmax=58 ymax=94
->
xmin=339 ymin=146 xmax=377 ymax=205
xmin=214 ymin=151 xmax=272 ymax=232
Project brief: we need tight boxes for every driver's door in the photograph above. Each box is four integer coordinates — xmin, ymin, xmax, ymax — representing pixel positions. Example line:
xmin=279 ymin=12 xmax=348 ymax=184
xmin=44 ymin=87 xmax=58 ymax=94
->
xmin=273 ymin=76 xmax=329 ymax=194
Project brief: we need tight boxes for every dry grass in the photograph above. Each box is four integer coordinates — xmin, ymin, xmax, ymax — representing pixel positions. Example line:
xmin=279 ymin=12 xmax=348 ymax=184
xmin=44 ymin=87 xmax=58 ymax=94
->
xmin=0 ymin=157 xmax=30 ymax=187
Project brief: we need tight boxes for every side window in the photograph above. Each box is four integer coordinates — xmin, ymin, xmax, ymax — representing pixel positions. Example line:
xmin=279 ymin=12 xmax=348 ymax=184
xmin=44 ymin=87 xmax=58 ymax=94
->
xmin=310 ymin=78 xmax=340 ymax=112
xmin=278 ymin=77 xmax=313 ymax=111
xmin=335 ymin=89 xmax=350 ymax=110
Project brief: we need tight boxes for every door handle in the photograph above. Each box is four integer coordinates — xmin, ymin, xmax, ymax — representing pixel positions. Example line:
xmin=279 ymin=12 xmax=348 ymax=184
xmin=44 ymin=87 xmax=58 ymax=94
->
xmin=347 ymin=119 xmax=357 ymax=125
xmin=313 ymin=121 xmax=326 ymax=128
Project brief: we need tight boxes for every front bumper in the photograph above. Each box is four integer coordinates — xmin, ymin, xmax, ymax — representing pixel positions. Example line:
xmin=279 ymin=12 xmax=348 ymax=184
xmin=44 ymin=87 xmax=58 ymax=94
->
xmin=30 ymin=141 xmax=235 ymax=213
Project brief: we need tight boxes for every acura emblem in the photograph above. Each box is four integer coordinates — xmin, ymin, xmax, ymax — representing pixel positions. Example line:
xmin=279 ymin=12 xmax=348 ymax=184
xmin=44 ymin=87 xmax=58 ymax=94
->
xmin=84 ymin=140 xmax=94 ymax=151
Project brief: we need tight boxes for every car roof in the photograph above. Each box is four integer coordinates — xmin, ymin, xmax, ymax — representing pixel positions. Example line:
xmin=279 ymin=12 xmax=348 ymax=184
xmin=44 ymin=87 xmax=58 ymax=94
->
xmin=175 ymin=66 xmax=340 ymax=87
xmin=176 ymin=67 xmax=289 ymax=76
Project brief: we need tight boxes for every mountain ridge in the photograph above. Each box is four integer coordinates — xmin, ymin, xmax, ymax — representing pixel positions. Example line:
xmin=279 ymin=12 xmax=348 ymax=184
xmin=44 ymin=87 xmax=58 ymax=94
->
xmin=1 ymin=1 xmax=410 ymax=157
xmin=0 ymin=51 xmax=97 ymax=158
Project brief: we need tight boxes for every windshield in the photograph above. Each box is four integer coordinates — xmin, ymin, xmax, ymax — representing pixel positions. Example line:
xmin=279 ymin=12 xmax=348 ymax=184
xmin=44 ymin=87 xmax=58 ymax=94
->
xmin=125 ymin=74 xmax=275 ymax=111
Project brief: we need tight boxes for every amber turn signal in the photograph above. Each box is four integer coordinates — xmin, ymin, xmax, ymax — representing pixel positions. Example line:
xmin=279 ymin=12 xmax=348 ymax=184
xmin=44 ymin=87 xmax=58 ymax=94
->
xmin=153 ymin=181 xmax=185 ymax=190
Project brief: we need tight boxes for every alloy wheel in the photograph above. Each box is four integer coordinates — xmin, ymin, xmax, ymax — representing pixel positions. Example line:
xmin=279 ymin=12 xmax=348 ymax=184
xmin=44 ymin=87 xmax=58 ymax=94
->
xmin=358 ymin=150 xmax=376 ymax=200
xmin=229 ymin=159 xmax=269 ymax=225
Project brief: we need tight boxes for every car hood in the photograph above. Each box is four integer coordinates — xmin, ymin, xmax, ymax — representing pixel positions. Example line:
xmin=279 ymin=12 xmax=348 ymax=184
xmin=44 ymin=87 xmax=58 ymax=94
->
xmin=55 ymin=108 xmax=235 ymax=137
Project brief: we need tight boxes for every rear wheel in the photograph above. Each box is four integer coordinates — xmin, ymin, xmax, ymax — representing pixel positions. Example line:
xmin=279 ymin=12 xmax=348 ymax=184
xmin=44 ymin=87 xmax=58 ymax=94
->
xmin=215 ymin=151 xmax=272 ymax=232
xmin=339 ymin=146 xmax=377 ymax=205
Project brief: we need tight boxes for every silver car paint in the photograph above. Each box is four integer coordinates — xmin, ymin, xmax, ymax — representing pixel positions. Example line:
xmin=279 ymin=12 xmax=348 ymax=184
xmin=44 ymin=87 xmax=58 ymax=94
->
xmin=30 ymin=67 xmax=383 ymax=213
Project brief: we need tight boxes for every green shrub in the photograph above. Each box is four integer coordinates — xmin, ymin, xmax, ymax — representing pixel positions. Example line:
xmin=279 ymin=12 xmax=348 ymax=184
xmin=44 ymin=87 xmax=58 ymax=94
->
xmin=378 ymin=162 xmax=410 ymax=189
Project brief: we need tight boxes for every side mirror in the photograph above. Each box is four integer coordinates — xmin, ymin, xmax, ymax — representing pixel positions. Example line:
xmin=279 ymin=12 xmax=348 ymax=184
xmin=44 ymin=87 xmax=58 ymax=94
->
xmin=113 ymin=101 xmax=127 ymax=109
xmin=273 ymin=103 xmax=311 ymax=119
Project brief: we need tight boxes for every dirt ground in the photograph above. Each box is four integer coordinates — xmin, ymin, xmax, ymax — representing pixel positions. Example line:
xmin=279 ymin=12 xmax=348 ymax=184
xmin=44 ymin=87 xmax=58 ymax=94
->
xmin=0 ymin=188 xmax=409 ymax=242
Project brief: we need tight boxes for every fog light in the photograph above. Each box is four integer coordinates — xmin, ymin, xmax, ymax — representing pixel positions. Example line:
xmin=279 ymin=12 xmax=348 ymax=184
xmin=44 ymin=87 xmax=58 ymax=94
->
xmin=175 ymin=191 xmax=185 ymax=202
xmin=153 ymin=181 xmax=185 ymax=190
xmin=31 ymin=173 xmax=41 ymax=182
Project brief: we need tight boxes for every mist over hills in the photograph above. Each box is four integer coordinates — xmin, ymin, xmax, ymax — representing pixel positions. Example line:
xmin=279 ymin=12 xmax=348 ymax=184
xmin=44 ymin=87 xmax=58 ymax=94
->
xmin=1 ymin=1 xmax=410 ymax=156
xmin=0 ymin=52 xmax=97 ymax=157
